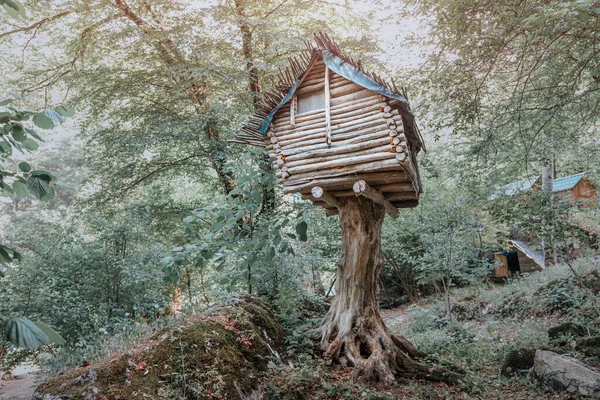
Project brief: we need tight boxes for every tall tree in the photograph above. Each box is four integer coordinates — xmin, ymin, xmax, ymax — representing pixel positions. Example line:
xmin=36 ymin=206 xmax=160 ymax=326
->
xmin=406 ymin=0 xmax=600 ymax=187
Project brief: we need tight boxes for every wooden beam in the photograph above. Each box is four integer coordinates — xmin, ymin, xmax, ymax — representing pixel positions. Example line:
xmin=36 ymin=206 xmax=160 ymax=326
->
xmin=290 ymin=94 xmax=296 ymax=126
xmin=325 ymin=66 xmax=331 ymax=145
xmin=352 ymin=180 xmax=399 ymax=219
xmin=311 ymin=186 xmax=339 ymax=208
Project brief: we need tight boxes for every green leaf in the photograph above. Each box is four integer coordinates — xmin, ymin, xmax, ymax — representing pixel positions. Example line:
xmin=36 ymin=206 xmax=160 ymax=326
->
xmin=22 ymin=138 xmax=39 ymax=151
xmin=2 ymin=0 xmax=26 ymax=18
xmin=4 ymin=317 xmax=50 ymax=349
xmin=0 ymin=99 xmax=13 ymax=106
xmin=0 ymin=141 xmax=12 ymax=155
xmin=11 ymin=124 xmax=26 ymax=142
xmin=7 ymin=136 xmax=23 ymax=153
xmin=30 ymin=170 xmax=55 ymax=182
xmin=12 ymin=180 xmax=29 ymax=197
xmin=0 ymin=245 xmax=15 ymax=264
xmin=9 ymin=91 xmax=22 ymax=100
xmin=18 ymin=161 xmax=31 ymax=172
xmin=55 ymin=105 xmax=75 ymax=118
xmin=25 ymin=128 xmax=44 ymax=142
xmin=295 ymin=221 xmax=308 ymax=242
xmin=43 ymin=109 xmax=65 ymax=123
xmin=32 ymin=113 xmax=54 ymax=130
xmin=26 ymin=175 xmax=53 ymax=200
xmin=33 ymin=321 xmax=65 ymax=346
xmin=0 ymin=181 xmax=14 ymax=194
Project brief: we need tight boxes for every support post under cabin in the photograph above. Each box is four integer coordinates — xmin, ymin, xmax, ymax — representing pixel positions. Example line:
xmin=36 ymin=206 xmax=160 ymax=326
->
xmin=353 ymin=180 xmax=399 ymax=219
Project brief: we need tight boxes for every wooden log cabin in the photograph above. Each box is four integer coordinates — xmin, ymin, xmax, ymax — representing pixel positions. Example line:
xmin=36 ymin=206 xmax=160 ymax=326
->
xmin=235 ymin=34 xmax=424 ymax=217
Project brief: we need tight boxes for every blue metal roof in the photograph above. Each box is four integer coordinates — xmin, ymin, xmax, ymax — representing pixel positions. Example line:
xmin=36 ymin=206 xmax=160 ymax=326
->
xmin=492 ymin=172 xmax=587 ymax=199
xmin=552 ymin=172 xmax=586 ymax=193
xmin=490 ymin=176 xmax=539 ymax=199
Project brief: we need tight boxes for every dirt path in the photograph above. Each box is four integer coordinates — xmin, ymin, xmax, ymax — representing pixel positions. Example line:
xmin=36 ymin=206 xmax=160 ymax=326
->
xmin=0 ymin=365 xmax=41 ymax=400
xmin=381 ymin=303 xmax=413 ymax=332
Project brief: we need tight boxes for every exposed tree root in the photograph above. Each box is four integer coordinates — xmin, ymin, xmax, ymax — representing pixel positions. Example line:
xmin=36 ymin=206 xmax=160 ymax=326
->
xmin=318 ymin=310 xmax=464 ymax=385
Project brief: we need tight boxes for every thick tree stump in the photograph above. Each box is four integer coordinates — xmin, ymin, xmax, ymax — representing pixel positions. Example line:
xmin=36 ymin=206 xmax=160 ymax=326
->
xmin=318 ymin=196 xmax=460 ymax=384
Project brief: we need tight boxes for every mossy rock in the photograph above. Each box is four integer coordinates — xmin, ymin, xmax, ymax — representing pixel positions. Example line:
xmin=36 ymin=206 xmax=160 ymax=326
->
xmin=581 ymin=270 xmax=600 ymax=294
xmin=34 ymin=295 xmax=286 ymax=400
xmin=548 ymin=322 xmax=591 ymax=342
xmin=501 ymin=348 xmax=536 ymax=376
xmin=576 ymin=336 xmax=600 ymax=356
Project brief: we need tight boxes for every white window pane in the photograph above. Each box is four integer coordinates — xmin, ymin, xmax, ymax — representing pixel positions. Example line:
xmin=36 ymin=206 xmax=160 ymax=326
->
xmin=297 ymin=90 xmax=324 ymax=114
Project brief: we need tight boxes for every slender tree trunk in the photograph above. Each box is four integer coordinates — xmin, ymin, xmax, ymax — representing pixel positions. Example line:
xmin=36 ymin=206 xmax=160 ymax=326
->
xmin=233 ymin=0 xmax=276 ymax=213
xmin=541 ymin=130 xmax=554 ymax=268
xmin=318 ymin=196 xmax=461 ymax=384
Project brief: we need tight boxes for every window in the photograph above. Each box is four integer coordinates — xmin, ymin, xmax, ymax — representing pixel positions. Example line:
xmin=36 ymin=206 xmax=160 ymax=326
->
xmin=297 ymin=90 xmax=325 ymax=114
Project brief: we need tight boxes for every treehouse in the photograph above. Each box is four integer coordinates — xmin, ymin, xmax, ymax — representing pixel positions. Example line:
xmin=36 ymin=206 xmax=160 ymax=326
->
xmin=233 ymin=36 xmax=458 ymax=383
xmin=235 ymin=34 xmax=424 ymax=218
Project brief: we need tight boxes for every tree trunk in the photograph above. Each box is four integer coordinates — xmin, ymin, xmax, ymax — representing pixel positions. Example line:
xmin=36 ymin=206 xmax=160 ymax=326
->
xmin=541 ymin=129 xmax=554 ymax=268
xmin=318 ymin=196 xmax=461 ymax=384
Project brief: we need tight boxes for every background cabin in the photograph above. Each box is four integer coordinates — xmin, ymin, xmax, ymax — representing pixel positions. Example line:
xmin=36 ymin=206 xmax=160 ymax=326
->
xmin=492 ymin=172 xmax=598 ymax=207
xmin=492 ymin=240 xmax=544 ymax=280
xmin=235 ymin=34 xmax=424 ymax=217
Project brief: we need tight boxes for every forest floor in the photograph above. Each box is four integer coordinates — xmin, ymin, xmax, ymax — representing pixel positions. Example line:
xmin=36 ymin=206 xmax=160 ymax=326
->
xmin=5 ymin=260 xmax=599 ymax=400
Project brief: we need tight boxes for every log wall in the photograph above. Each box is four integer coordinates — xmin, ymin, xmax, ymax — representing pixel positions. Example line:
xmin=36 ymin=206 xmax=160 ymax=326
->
xmin=265 ymin=58 xmax=420 ymax=216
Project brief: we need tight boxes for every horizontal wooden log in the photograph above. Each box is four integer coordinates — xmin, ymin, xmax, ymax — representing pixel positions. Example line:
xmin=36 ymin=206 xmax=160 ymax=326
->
xmin=281 ymin=122 xmax=389 ymax=150
xmin=273 ymin=101 xmax=385 ymax=134
xmin=296 ymin=81 xmax=324 ymax=95
xmin=386 ymin=192 xmax=419 ymax=201
xmin=281 ymin=158 xmax=401 ymax=185
xmin=285 ymin=144 xmax=392 ymax=169
xmin=287 ymin=151 xmax=396 ymax=175
xmin=274 ymin=108 xmax=384 ymax=138
xmin=283 ymin=171 xmax=411 ymax=194
xmin=275 ymin=95 xmax=381 ymax=121
xmin=390 ymin=200 xmax=419 ymax=209
xmin=353 ymin=180 xmax=399 ymax=219
xmin=285 ymin=136 xmax=391 ymax=162
xmin=274 ymin=129 xmax=390 ymax=157
xmin=329 ymin=82 xmax=365 ymax=98
xmin=277 ymin=116 xmax=388 ymax=148
xmin=301 ymin=75 xmax=328 ymax=87
xmin=377 ymin=182 xmax=415 ymax=193
xmin=330 ymin=89 xmax=373 ymax=107
xmin=314 ymin=183 xmax=416 ymax=198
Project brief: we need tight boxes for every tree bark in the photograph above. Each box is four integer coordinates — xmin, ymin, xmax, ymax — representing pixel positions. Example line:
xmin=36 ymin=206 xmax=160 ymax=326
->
xmin=318 ymin=196 xmax=461 ymax=384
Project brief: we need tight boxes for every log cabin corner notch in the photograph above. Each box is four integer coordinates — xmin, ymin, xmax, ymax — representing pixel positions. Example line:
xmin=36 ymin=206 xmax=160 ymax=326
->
xmin=235 ymin=33 xmax=425 ymax=218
